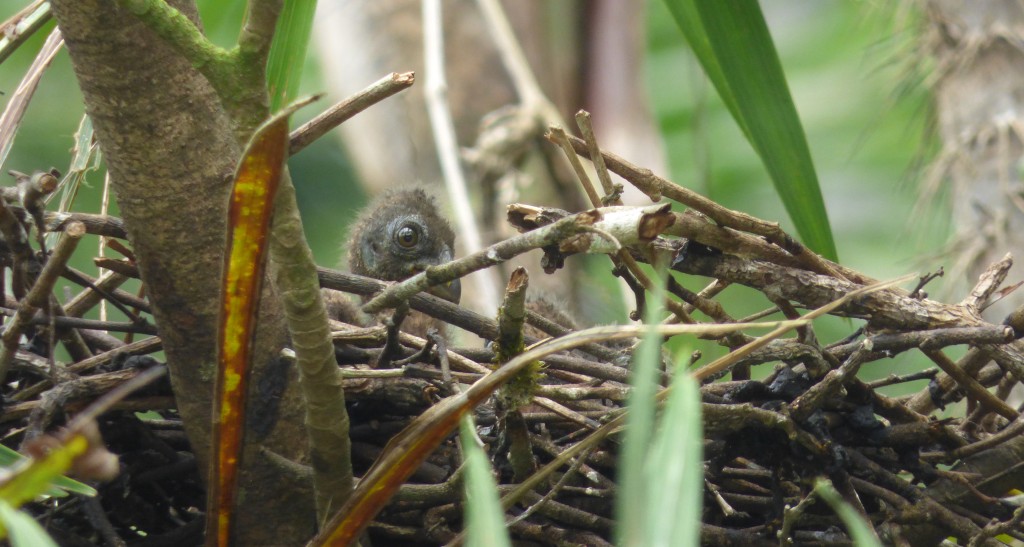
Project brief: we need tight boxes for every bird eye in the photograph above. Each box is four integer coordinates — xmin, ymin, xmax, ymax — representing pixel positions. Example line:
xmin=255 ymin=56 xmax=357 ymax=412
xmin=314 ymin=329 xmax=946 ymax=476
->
xmin=395 ymin=224 xmax=419 ymax=248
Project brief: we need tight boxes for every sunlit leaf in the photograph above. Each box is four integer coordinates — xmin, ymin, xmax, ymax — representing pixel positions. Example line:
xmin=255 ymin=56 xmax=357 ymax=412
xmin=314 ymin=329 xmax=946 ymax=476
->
xmin=0 ymin=434 xmax=91 ymax=511
xmin=0 ymin=420 xmax=119 ymax=543
xmin=0 ymin=444 xmax=95 ymax=499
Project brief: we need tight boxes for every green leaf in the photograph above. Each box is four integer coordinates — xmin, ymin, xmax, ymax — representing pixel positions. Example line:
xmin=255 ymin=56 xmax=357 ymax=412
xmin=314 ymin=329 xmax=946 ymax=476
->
xmin=661 ymin=0 xmax=838 ymax=261
xmin=460 ymin=415 xmax=511 ymax=547
xmin=266 ymin=0 xmax=317 ymax=111
xmin=645 ymin=356 xmax=703 ymax=546
xmin=615 ymin=268 xmax=666 ymax=546
xmin=814 ymin=478 xmax=882 ymax=547
xmin=0 ymin=500 xmax=58 ymax=547
xmin=0 ymin=435 xmax=96 ymax=507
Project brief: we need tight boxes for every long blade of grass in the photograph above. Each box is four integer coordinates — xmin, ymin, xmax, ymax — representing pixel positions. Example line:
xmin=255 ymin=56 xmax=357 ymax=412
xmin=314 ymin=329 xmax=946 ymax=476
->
xmin=661 ymin=0 xmax=838 ymax=261
xmin=813 ymin=478 xmax=882 ymax=547
xmin=460 ymin=415 xmax=512 ymax=547
xmin=646 ymin=358 xmax=702 ymax=546
xmin=615 ymin=270 xmax=666 ymax=546
xmin=266 ymin=0 xmax=317 ymax=111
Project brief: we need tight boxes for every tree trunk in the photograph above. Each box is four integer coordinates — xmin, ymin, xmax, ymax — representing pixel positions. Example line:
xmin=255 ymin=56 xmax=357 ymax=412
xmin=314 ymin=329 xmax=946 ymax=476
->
xmin=49 ymin=1 xmax=315 ymax=543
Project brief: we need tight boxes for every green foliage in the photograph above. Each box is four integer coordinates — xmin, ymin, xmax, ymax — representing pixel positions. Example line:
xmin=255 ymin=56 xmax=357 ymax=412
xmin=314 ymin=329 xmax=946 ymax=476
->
xmin=616 ymin=284 xmax=666 ymax=545
xmin=617 ymin=270 xmax=705 ymax=546
xmin=459 ymin=416 xmax=512 ymax=547
xmin=660 ymin=0 xmax=838 ymax=261
xmin=645 ymin=361 xmax=702 ymax=546
xmin=266 ymin=0 xmax=318 ymax=111
xmin=0 ymin=435 xmax=92 ymax=511
xmin=647 ymin=1 xmax=940 ymax=390
xmin=814 ymin=478 xmax=882 ymax=547
xmin=0 ymin=500 xmax=58 ymax=547
xmin=0 ymin=445 xmax=95 ymax=499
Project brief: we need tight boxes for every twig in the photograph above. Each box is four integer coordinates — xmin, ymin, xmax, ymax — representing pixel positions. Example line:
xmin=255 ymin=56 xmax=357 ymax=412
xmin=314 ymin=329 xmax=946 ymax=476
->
xmin=691 ymin=275 xmax=913 ymax=381
xmin=791 ymin=342 xmax=874 ymax=422
xmin=674 ymin=253 xmax=946 ymax=331
xmin=63 ymin=270 xmax=132 ymax=318
xmin=0 ymin=309 xmax=156 ymax=335
xmin=362 ymin=211 xmax=593 ymax=313
xmin=959 ymin=253 xmax=1012 ymax=315
xmin=574 ymin=111 xmax=622 ymax=204
xmin=945 ymin=415 xmax=1024 ymax=460
xmin=65 ymin=365 xmax=167 ymax=429
xmin=921 ymin=348 xmax=1018 ymax=420
xmin=473 ymin=0 xmax=562 ymax=125
xmin=363 ymin=203 xmax=674 ymax=313
xmin=780 ymin=491 xmax=818 ymax=547
xmin=829 ymin=326 xmax=1014 ymax=360
xmin=865 ymin=369 xmax=939 ymax=389
xmin=0 ymin=1 xmax=52 ymax=66
xmin=548 ymin=125 xmax=676 ymax=322
xmin=495 ymin=268 xmax=529 ymax=362
xmin=422 ymin=0 xmax=501 ymax=314
xmin=0 ymin=27 xmax=63 ymax=169
xmin=0 ymin=221 xmax=86 ymax=383
xmin=910 ymin=267 xmax=944 ymax=299
xmin=556 ymin=131 xmax=854 ymax=282
xmin=11 ymin=337 xmax=163 ymax=404
xmin=289 ymin=72 xmax=415 ymax=156
xmin=43 ymin=211 xmax=127 ymax=238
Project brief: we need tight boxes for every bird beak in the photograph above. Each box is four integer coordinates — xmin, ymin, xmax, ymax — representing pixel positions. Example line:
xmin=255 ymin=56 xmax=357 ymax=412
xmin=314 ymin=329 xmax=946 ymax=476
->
xmin=428 ymin=277 xmax=461 ymax=304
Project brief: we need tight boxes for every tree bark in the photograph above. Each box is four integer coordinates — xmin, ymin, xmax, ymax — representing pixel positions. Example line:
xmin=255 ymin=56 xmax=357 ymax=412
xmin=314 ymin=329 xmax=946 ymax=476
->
xmin=49 ymin=1 xmax=315 ymax=543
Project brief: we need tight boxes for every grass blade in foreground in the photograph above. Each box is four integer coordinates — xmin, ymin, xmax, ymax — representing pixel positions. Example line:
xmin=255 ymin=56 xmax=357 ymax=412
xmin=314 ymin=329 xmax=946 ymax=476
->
xmin=814 ymin=479 xmax=882 ymax=547
xmin=646 ymin=361 xmax=702 ymax=546
xmin=615 ymin=274 xmax=666 ymax=546
xmin=311 ymin=321 xmax=786 ymax=546
xmin=0 ymin=500 xmax=57 ymax=547
xmin=662 ymin=0 xmax=838 ymax=261
xmin=460 ymin=416 xmax=512 ymax=547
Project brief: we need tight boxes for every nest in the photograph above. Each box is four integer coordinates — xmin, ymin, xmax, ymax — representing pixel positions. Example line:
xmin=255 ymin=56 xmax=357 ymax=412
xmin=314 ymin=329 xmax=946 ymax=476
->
xmin=0 ymin=136 xmax=1022 ymax=546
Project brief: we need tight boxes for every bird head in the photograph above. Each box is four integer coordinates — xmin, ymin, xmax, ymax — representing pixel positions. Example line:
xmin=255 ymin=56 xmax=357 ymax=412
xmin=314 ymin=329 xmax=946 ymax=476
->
xmin=349 ymin=187 xmax=461 ymax=304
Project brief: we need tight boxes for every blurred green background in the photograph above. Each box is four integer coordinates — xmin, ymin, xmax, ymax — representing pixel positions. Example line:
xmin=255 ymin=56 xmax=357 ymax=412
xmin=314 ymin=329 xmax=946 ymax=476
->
xmin=0 ymin=1 xmax=950 ymax=394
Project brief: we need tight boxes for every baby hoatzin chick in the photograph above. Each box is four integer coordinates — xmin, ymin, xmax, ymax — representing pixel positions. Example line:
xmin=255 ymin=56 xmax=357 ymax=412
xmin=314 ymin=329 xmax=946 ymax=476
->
xmin=346 ymin=186 xmax=461 ymax=338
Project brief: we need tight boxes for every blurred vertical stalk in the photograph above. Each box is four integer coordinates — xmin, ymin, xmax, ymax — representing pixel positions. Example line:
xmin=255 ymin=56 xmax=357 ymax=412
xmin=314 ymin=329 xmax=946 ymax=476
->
xmin=922 ymin=1 xmax=1024 ymax=320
